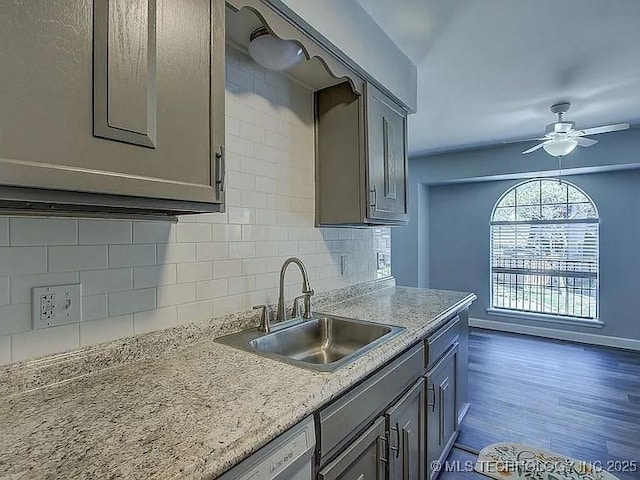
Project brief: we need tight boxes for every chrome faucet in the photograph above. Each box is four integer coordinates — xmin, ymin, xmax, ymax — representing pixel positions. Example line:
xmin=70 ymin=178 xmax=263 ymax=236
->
xmin=276 ymin=257 xmax=314 ymax=322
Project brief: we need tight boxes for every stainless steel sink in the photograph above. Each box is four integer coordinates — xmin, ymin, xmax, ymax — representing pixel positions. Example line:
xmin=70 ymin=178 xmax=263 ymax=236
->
xmin=216 ymin=314 xmax=405 ymax=372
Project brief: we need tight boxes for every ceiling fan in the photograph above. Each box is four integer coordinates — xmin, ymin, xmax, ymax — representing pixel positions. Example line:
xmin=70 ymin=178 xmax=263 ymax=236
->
xmin=518 ymin=103 xmax=629 ymax=157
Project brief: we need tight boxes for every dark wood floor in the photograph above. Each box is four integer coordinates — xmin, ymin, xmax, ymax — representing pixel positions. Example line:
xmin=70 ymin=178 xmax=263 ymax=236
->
xmin=440 ymin=329 xmax=640 ymax=480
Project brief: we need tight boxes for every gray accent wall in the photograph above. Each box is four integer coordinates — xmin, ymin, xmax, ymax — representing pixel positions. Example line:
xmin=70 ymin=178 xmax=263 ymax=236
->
xmin=428 ymin=171 xmax=640 ymax=341
xmin=392 ymin=127 xmax=640 ymax=341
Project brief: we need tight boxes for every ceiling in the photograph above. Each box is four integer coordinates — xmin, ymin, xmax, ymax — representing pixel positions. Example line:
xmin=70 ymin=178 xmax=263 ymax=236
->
xmin=355 ymin=0 xmax=640 ymax=156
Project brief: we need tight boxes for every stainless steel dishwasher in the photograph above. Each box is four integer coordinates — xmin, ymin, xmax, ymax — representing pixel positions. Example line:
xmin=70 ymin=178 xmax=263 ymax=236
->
xmin=217 ymin=416 xmax=315 ymax=480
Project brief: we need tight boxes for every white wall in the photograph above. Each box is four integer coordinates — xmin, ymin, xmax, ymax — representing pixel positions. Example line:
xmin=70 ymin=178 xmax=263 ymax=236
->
xmin=0 ymin=47 xmax=391 ymax=365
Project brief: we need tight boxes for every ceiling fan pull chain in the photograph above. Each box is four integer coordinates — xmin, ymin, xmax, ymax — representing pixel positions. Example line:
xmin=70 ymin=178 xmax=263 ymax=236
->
xmin=558 ymin=155 xmax=563 ymax=183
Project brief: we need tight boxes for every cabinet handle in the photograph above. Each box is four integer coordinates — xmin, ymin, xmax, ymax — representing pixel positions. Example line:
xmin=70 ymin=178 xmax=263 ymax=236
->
xmin=403 ymin=428 xmax=412 ymax=475
xmin=428 ymin=384 xmax=436 ymax=412
xmin=439 ymin=392 xmax=445 ymax=444
xmin=370 ymin=185 xmax=377 ymax=210
xmin=215 ymin=145 xmax=226 ymax=192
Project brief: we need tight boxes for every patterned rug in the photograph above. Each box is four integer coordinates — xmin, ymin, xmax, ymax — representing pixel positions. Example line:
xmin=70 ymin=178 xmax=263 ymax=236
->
xmin=475 ymin=443 xmax=620 ymax=480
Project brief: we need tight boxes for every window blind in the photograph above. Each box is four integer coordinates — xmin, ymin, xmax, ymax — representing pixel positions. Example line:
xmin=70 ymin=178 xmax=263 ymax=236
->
xmin=491 ymin=219 xmax=598 ymax=319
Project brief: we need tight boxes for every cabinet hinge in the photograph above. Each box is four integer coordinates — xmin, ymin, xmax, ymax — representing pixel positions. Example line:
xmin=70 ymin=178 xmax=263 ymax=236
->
xmin=388 ymin=424 xmax=400 ymax=458
xmin=428 ymin=384 xmax=436 ymax=412
xmin=378 ymin=436 xmax=388 ymax=464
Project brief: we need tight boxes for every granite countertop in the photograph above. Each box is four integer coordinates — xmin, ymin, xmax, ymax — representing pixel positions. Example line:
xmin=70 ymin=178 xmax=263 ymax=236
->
xmin=0 ymin=285 xmax=475 ymax=480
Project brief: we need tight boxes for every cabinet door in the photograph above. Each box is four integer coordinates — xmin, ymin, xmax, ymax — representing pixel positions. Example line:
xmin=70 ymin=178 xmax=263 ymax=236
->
xmin=318 ymin=417 xmax=388 ymax=480
xmin=365 ymin=84 xmax=408 ymax=224
xmin=426 ymin=344 xmax=459 ymax=480
xmin=0 ymin=0 xmax=225 ymax=206
xmin=385 ymin=379 xmax=425 ymax=480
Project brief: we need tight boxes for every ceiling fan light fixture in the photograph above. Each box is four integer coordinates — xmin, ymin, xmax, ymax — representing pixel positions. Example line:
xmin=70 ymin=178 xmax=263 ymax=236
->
xmin=542 ymin=138 xmax=578 ymax=157
xmin=248 ymin=27 xmax=304 ymax=71
xmin=519 ymin=102 xmax=629 ymax=156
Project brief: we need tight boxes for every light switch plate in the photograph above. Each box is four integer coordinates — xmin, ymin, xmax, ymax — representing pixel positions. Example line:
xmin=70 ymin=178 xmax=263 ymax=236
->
xmin=32 ymin=283 xmax=82 ymax=329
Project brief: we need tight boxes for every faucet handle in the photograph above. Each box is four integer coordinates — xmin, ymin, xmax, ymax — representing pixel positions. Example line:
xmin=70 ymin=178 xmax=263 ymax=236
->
xmin=253 ymin=305 xmax=270 ymax=333
xmin=302 ymin=290 xmax=314 ymax=319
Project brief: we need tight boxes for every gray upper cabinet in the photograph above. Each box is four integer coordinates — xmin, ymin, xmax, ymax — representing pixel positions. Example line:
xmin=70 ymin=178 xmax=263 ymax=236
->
xmin=0 ymin=0 xmax=225 ymax=216
xmin=365 ymin=85 xmax=409 ymax=224
xmin=316 ymin=82 xmax=409 ymax=226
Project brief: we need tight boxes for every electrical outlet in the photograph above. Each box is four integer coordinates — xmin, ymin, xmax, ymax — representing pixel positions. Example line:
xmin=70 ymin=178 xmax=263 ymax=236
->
xmin=40 ymin=294 xmax=55 ymax=321
xmin=377 ymin=252 xmax=387 ymax=269
xmin=340 ymin=255 xmax=348 ymax=276
xmin=32 ymin=284 xmax=82 ymax=329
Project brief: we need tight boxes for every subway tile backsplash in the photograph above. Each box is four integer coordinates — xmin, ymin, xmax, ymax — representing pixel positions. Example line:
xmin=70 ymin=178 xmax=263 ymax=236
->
xmin=0 ymin=46 xmax=391 ymax=365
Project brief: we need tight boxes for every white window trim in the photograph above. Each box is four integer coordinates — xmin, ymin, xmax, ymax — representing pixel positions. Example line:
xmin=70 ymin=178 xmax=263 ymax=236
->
xmin=486 ymin=308 xmax=604 ymax=328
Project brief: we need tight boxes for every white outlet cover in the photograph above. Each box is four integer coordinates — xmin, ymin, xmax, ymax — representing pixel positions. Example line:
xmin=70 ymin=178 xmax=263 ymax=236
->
xmin=32 ymin=283 xmax=82 ymax=329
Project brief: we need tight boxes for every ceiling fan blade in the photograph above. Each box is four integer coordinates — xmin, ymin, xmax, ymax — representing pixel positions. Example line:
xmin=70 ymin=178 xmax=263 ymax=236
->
xmin=577 ymin=137 xmax=598 ymax=147
xmin=504 ymin=137 xmax=546 ymax=144
xmin=577 ymin=123 xmax=629 ymax=136
xmin=522 ymin=142 xmax=546 ymax=154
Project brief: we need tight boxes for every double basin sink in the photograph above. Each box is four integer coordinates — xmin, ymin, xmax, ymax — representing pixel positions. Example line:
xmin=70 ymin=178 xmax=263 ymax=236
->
xmin=216 ymin=314 xmax=405 ymax=372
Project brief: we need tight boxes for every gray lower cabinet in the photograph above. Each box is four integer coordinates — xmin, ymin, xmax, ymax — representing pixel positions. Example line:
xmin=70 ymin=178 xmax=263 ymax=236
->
xmin=0 ymin=0 xmax=225 ymax=214
xmin=315 ymin=82 xmax=408 ymax=226
xmin=318 ymin=417 xmax=388 ymax=480
xmin=385 ymin=378 xmax=425 ymax=480
xmin=426 ymin=344 xmax=459 ymax=480
xmin=313 ymin=313 xmax=469 ymax=480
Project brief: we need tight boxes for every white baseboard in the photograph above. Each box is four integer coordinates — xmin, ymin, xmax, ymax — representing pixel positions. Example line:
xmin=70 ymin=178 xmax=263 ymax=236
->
xmin=458 ymin=402 xmax=471 ymax=426
xmin=469 ymin=317 xmax=640 ymax=351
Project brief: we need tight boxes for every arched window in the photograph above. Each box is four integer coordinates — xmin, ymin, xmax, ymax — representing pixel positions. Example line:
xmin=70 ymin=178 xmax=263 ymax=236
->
xmin=490 ymin=179 xmax=599 ymax=320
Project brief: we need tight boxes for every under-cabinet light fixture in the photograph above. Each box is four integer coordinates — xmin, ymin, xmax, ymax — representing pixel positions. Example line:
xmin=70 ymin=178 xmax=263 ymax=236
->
xmin=248 ymin=27 xmax=304 ymax=71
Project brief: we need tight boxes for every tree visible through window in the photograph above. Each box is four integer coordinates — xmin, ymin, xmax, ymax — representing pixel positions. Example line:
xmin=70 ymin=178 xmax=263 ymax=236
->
xmin=490 ymin=179 xmax=599 ymax=319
